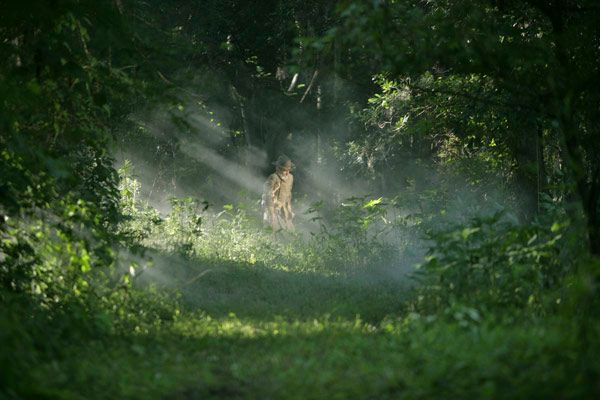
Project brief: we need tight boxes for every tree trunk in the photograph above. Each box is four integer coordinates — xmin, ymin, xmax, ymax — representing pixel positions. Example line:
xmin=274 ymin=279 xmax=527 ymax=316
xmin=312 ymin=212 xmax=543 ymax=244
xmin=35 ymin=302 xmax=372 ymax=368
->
xmin=546 ymin=6 xmax=600 ymax=255
xmin=560 ymin=113 xmax=599 ymax=255
xmin=536 ymin=126 xmax=548 ymax=213
xmin=514 ymin=128 xmax=539 ymax=221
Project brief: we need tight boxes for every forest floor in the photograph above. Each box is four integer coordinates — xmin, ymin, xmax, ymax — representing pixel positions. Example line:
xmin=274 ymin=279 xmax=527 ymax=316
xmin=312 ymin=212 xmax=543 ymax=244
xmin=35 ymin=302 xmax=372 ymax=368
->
xmin=27 ymin=247 xmax=591 ymax=400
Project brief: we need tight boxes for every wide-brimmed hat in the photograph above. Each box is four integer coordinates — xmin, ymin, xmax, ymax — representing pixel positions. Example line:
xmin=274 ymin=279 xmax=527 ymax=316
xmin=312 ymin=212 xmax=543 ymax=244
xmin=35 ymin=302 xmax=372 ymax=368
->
xmin=272 ymin=155 xmax=294 ymax=170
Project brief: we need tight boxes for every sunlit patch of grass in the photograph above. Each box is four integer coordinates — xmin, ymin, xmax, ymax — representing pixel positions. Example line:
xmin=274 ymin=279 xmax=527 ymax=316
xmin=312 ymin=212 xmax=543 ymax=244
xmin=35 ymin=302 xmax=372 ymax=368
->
xmin=171 ymin=313 xmax=378 ymax=339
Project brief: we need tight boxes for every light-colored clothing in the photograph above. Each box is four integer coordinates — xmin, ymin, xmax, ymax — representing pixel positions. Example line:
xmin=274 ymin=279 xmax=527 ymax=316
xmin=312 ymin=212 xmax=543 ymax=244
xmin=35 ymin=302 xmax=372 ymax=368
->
xmin=261 ymin=172 xmax=294 ymax=230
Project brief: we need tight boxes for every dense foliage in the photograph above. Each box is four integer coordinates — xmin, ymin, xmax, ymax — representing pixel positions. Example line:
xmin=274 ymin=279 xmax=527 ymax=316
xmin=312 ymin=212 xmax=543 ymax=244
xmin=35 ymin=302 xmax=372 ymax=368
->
xmin=1 ymin=0 xmax=599 ymax=398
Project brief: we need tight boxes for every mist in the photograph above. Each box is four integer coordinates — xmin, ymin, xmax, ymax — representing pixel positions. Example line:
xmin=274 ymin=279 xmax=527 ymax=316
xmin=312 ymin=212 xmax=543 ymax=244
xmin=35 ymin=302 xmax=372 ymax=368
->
xmin=111 ymin=64 xmax=525 ymax=312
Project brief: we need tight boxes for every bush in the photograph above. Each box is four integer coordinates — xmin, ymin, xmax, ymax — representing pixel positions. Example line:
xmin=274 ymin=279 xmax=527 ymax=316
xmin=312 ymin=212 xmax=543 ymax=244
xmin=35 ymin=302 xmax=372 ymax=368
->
xmin=305 ymin=196 xmax=398 ymax=271
xmin=415 ymin=212 xmax=570 ymax=313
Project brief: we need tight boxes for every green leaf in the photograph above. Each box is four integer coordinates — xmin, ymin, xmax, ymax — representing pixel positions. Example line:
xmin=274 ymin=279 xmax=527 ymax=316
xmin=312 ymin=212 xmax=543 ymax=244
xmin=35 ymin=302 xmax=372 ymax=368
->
xmin=363 ymin=197 xmax=383 ymax=208
xmin=461 ymin=227 xmax=480 ymax=240
xmin=81 ymin=248 xmax=91 ymax=273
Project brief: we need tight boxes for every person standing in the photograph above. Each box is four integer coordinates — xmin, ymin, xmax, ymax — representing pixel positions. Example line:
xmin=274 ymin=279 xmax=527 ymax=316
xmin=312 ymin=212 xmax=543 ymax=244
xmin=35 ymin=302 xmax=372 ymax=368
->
xmin=262 ymin=155 xmax=295 ymax=230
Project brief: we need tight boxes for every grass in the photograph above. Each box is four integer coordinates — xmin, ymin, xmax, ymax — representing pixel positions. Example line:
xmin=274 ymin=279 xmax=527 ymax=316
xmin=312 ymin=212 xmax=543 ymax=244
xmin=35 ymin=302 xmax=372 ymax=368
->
xmin=5 ymin=201 xmax=598 ymax=399
xmin=27 ymin=310 xmax=593 ymax=399
xmin=136 ymin=249 xmax=412 ymax=322
xmin=18 ymin=243 xmax=598 ymax=400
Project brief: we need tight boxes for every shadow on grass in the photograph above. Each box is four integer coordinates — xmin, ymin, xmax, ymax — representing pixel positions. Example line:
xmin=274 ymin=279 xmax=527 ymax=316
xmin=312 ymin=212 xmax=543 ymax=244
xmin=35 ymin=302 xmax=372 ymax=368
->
xmin=132 ymin=248 xmax=414 ymax=323
xmin=29 ymin=313 xmax=587 ymax=400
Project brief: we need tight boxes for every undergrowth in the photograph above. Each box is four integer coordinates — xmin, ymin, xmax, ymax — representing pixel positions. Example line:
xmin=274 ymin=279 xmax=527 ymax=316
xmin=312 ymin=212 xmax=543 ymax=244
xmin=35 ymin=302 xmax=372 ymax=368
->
xmin=1 ymin=165 xmax=599 ymax=399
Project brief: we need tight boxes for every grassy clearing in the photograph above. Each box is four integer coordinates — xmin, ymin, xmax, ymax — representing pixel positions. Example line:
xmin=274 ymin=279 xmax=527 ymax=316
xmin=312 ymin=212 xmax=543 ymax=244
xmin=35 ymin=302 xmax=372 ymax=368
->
xmin=135 ymin=250 xmax=412 ymax=322
xmin=21 ymin=242 xmax=598 ymax=400
xmin=6 ymin=191 xmax=598 ymax=399
xmin=29 ymin=308 xmax=593 ymax=399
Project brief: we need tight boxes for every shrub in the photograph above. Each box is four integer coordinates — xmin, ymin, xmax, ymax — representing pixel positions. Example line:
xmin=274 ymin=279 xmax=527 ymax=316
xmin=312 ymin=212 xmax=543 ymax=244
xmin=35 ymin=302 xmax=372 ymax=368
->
xmin=415 ymin=212 xmax=569 ymax=313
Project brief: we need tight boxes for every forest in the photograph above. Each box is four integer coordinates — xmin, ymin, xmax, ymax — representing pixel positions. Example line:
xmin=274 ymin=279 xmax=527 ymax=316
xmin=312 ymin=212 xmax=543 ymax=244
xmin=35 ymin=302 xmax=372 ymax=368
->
xmin=1 ymin=0 xmax=599 ymax=398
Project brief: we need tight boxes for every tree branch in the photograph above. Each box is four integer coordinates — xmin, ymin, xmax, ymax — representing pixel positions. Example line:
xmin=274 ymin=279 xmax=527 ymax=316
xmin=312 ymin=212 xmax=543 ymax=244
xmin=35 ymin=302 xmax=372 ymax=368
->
xmin=300 ymin=69 xmax=319 ymax=103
